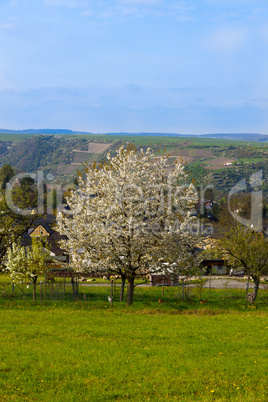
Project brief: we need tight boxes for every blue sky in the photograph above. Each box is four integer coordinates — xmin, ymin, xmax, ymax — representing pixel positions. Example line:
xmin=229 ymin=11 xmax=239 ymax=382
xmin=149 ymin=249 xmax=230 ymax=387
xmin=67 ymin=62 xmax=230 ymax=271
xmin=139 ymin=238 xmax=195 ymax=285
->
xmin=0 ymin=0 xmax=268 ymax=133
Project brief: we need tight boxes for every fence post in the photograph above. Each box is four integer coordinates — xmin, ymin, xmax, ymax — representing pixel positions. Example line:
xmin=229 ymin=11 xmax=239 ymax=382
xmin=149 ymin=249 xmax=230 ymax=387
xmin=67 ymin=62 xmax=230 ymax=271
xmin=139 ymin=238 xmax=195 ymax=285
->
xmin=76 ymin=277 xmax=79 ymax=298
xmin=110 ymin=280 xmax=113 ymax=306
xmin=50 ymin=283 xmax=53 ymax=300
xmin=246 ymin=275 xmax=250 ymax=305
xmin=40 ymin=281 xmax=42 ymax=304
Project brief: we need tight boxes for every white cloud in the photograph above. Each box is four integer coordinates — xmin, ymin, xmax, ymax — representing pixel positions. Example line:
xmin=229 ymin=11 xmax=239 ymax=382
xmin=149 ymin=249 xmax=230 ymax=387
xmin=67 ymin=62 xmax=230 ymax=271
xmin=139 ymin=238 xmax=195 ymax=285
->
xmin=203 ymin=27 xmax=248 ymax=54
xmin=171 ymin=2 xmax=195 ymax=12
xmin=44 ymin=0 xmax=195 ymax=21
xmin=44 ymin=0 xmax=87 ymax=7
xmin=260 ymin=25 xmax=268 ymax=42
xmin=0 ymin=23 xmax=16 ymax=30
xmin=118 ymin=0 xmax=160 ymax=4
xmin=44 ymin=0 xmax=159 ymax=7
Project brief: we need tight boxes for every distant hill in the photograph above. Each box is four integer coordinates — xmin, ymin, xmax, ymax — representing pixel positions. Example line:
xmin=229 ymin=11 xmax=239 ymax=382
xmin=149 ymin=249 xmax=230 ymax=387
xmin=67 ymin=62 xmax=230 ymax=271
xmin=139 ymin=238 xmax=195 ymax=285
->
xmin=0 ymin=133 xmax=268 ymax=198
xmin=0 ymin=135 xmax=117 ymax=177
xmin=0 ymin=129 xmax=267 ymax=142
xmin=198 ymin=133 xmax=268 ymax=141
xmin=104 ymin=132 xmax=268 ymax=141
xmin=0 ymin=135 xmax=91 ymax=173
xmin=0 ymin=128 xmax=90 ymax=135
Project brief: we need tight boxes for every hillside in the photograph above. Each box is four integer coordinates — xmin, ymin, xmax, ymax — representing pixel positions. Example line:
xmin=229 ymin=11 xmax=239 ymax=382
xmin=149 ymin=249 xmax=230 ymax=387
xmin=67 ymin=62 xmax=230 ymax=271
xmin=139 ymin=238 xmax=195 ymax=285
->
xmin=0 ymin=135 xmax=113 ymax=173
xmin=0 ymin=135 xmax=117 ymax=182
xmin=0 ymin=129 xmax=268 ymax=142
xmin=0 ymin=133 xmax=268 ymax=199
xmin=0 ymin=136 xmax=88 ymax=173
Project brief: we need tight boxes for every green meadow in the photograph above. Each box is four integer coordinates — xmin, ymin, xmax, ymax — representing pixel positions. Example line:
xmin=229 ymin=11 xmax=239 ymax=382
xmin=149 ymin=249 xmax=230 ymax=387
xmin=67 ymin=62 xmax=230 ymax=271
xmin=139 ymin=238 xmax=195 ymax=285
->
xmin=0 ymin=279 xmax=267 ymax=401
xmin=0 ymin=134 xmax=34 ymax=143
xmin=73 ymin=134 xmax=267 ymax=148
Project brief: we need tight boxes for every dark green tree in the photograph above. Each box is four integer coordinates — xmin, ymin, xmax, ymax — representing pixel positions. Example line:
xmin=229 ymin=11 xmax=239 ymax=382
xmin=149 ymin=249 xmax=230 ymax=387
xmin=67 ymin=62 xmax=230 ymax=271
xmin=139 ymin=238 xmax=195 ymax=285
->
xmin=0 ymin=164 xmax=15 ymax=190
xmin=0 ymin=166 xmax=42 ymax=267
xmin=219 ymin=225 xmax=268 ymax=301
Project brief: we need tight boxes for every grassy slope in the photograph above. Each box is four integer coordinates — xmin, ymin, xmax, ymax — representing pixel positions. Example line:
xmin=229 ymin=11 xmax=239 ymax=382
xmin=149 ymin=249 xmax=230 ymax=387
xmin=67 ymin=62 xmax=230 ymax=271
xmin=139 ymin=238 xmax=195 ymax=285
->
xmin=2 ymin=132 xmax=267 ymax=147
xmin=0 ymin=277 xmax=267 ymax=401
xmin=0 ymin=133 xmax=267 ymax=180
xmin=0 ymin=134 xmax=35 ymax=143
xmin=73 ymin=134 xmax=267 ymax=147
xmin=0 ymin=306 xmax=267 ymax=401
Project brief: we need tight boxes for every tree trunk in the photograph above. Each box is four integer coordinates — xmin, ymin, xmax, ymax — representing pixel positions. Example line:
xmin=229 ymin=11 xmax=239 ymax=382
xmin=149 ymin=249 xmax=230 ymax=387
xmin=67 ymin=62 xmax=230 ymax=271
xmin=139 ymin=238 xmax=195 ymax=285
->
xmin=71 ymin=277 xmax=76 ymax=298
xmin=76 ymin=277 xmax=79 ymax=298
xmin=120 ymin=275 xmax=126 ymax=302
xmin=253 ymin=279 xmax=260 ymax=301
xmin=245 ymin=275 xmax=250 ymax=304
xmin=32 ymin=277 xmax=37 ymax=302
xmin=110 ymin=280 xmax=113 ymax=306
xmin=126 ymin=275 xmax=135 ymax=306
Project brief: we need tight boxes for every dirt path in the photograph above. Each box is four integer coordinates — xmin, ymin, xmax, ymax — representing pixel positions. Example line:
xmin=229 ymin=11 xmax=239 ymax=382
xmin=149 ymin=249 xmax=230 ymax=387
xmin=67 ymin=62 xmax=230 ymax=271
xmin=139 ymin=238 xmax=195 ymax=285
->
xmin=79 ymin=278 xmax=267 ymax=289
xmin=203 ymin=278 xmax=267 ymax=289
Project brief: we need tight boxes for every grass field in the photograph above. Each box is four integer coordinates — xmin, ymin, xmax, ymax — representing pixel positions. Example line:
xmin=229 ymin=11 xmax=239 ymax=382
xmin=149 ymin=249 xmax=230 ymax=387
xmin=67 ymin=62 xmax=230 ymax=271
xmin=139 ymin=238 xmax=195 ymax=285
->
xmin=0 ymin=305 xmax=267 ymax=401
xmin=0 ymin=278 xmax=267 ymax=401
xmin=2 ymin=132 xmax=267 ymax=148
xmin=73 ymin=134 xmax=267 ymax=148
xmin=238 ymin=158 xmax=265 ymax=163
xmin=0 ymin=134 xmax=35 ymax=142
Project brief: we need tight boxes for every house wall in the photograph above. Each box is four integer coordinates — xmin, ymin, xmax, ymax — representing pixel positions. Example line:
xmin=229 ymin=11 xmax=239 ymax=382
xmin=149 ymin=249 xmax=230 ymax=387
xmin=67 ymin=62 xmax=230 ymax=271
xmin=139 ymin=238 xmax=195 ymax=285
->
xmin=150 ymin=274 xmax=179 ymax=286
xmin=30 ymin=226 xmax=50 ymax=237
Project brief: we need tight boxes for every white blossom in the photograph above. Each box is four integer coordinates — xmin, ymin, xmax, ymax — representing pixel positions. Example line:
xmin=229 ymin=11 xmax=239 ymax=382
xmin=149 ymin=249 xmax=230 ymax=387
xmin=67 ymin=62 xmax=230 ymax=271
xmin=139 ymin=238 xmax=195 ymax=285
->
xmin=56 ymin=146 xmax=202 ymax=304
xmin=5 ymin=238 xmax=50 ymax=300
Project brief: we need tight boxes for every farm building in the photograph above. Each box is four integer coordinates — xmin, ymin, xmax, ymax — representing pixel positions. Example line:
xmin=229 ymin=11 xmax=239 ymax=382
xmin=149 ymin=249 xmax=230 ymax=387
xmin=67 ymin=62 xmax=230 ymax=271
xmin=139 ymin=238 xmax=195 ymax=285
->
xmin=201 ymin=259 xmax=227 ymax=275
xmin=150 ymin=273 xmax=180 ymax=286
xmin=21 ymin=216 xmax=68 ymax=260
